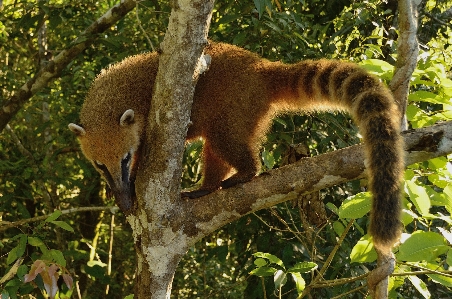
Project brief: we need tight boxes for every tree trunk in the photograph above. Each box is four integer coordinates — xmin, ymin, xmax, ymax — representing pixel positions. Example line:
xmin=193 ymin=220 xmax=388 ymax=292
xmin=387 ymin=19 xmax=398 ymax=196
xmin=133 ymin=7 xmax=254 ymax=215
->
xmin=130 ymin=0 xmax=215 ymax=298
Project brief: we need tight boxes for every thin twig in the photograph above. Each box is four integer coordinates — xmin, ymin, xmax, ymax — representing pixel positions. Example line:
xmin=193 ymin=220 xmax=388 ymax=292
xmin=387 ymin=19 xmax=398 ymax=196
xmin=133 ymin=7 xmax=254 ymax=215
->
xmin=330 ymin=284 xmax=367 ymax=299
xmin=135 ymin=0 xmax=155 ymax=51
xmin=298 ymin=220 xmax=355 ymax=298
xmin=106 ymin=214 xmax=115 ymax=295
xmin=0 ymin=206 xmax=119 ymax=232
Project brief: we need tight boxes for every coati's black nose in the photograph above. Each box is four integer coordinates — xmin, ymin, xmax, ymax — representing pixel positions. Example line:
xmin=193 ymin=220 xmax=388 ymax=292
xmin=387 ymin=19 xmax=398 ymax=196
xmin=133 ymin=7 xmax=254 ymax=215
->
xmin=112 ymin=180 xmax=135 ymax=214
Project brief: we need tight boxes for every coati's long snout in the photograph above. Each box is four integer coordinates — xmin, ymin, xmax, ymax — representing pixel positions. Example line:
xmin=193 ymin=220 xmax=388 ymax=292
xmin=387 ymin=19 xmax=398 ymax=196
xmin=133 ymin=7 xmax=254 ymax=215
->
xmin=105 ymin=178 xmax=136 ymax=214
xmin=69 ymin=109 xmax=142 ymax=214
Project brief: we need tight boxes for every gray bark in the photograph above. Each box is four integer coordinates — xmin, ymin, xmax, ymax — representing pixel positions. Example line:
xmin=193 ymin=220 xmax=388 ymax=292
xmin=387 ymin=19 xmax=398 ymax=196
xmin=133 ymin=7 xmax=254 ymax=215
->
xmin=130 ymin=0 xmax=215 ymax=297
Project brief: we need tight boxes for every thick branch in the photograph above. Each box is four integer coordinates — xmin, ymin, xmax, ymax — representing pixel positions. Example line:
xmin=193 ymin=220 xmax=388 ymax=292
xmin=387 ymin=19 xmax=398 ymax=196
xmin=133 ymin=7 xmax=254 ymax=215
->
xmin=0 ymin=0 xmax=136 ymax=133
xmin=183 ymin=121 xmax=452 ymax=240
xmin=389 ymin=0 xmax=420 ymax=129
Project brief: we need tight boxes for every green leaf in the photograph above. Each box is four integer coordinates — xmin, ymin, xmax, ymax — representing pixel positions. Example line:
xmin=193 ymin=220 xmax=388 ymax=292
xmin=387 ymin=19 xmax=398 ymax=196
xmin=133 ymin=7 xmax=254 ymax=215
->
xmin=409 ymin=90 xmax=449 ymax=105
xmin=7 ymin=247 xmax=21 ymax=265
xmin=338 ymin=192 xmax=371 ymax=219
xmin=18 ymin=235 xmax=27 ymax=257
xmin=287 ymin=262 xmax=318 ymax=273
xmin=50 ymin=220 xmax=74 ymax=232
xmin=250 ymin=266 xmax=277 ymax=277
xmin=262 ymin=149 xmax=275 ymax=169
xmin=291 ymin=272 xmax=305 ymax=295
xmin=7 ymin=235 xmax=28 ymax=265
xmin=254 ymin=258 xmax=267 ymax=267
xmin=397 ymin=231 xmax=448 ymax=262
xmin=360 ymin=59 xmax=393 ymax=78
xmin=332 ymin=221 xmax=345 ymax=236
xmin=447 ymin=250 xmax=452 ymax=266
xmin=405 ymin=181 xmax=431 ymax=215
xmin=428 ymin=157 xmax=448 ymax=169
xmin=50 ymin=250 xmax=66 ymax=267
xmin=444 ymin=183 xmax=452 ymax=202
xmin=84 ymin=264 xmax=106 ymax=279
xmin=27 ymin=237 xmax=44 ymax=247
xmin=426 ymin=261 xmax=452 ymax=288
xmin=253 ymin=0 xmax=265 ymax=18
xmin=253 ymin=252 xmax=285 ymax=269
xmin=350 ymin=235 xmax=377 ymax=263
xmin=274 ymin=270 xmax=287 ymax=289
xmin=124 ymin=295 xmax=134 ymax=299
xmin=45 ymin=210 xmax=62 ymax=223
xmin=408 ymin=275 xmax=431 ymax=299
xmin=17 ymin=264 xmax=28 ymax=280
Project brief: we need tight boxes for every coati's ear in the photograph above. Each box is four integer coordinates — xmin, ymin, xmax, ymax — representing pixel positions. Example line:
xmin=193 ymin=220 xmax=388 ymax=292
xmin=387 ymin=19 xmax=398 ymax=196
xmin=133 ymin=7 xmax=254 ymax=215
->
xmin=68 ymin=123 xmax=86 ymax=136
xmin=120 ymin=109 xmax=135 ymax=127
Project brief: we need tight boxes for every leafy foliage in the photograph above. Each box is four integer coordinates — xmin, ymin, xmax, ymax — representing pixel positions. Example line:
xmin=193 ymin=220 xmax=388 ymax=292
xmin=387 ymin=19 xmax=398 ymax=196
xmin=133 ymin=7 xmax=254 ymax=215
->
xmin=1 ymin=0 xmax=451 ymax=298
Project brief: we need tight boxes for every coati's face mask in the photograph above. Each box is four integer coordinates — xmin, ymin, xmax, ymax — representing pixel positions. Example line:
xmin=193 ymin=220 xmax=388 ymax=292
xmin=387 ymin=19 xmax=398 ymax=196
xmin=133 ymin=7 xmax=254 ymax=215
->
xmin=69 ymin=109 xmax=141 ymax=213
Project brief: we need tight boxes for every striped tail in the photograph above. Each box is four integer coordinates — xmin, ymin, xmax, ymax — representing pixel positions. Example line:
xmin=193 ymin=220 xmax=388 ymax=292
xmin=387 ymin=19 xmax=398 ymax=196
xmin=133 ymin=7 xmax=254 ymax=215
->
xmin=292 ymin=60 xmax=405 ymax=250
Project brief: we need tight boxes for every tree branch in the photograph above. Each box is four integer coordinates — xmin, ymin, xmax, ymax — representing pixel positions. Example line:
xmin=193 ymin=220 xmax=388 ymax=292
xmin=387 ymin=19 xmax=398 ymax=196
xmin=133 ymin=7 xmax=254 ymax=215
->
xmin=183 ymin=121 xmax=452 ymax=240
xmin=0 ymin=0 xmax=137 ymax=133
xmin=389 ymin=0 xmax=420 ymax=130
xmin=0 ymin=206 xmax=119 ymax=233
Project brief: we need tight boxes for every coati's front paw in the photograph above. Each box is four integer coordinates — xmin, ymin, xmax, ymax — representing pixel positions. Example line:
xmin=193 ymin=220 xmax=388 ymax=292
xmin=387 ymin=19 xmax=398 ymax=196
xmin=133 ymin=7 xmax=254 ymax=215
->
xmin=181 ymin=189 xmax=214 ymax=199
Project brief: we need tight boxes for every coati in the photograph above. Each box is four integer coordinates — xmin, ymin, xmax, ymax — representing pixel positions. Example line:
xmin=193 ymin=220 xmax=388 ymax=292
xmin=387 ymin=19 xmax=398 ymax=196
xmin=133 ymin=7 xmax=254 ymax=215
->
xmin=69 ymin=42 xmax=404 ymax=251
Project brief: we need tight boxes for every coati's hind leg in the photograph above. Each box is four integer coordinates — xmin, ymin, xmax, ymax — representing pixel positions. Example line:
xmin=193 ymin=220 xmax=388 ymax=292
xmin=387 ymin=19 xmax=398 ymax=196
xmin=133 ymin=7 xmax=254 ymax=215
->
xmin=182 ymin=141 xmax=232 ymax=199
xmin=216 ymin=141 xmax=260 ymax=190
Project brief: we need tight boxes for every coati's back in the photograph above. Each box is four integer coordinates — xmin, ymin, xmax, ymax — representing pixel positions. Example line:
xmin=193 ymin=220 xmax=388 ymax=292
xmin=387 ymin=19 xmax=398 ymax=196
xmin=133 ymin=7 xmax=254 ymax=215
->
xmin=70 ymin=42 xmax=404 ymax=252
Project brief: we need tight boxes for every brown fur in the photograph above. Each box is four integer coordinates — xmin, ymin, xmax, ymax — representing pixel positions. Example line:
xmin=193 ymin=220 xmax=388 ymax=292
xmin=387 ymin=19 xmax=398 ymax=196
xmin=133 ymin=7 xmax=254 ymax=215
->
xmin=70 ymin=42 xmax=404 ymax=251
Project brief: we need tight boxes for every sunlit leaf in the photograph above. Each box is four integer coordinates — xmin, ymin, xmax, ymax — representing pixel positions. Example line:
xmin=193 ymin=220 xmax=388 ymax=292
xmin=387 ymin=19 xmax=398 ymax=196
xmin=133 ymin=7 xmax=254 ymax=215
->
xmin=408 ymin=275 xmax=431 ymax=299
xmin=0 ymin=257 xmax=24 ymax=284
xmin=426 ymin=261 xmax=452 ymax=288
xmin=253 ymin=252 xmax=285 ymax=268
xmin=287 ymin=262 xmax=318 ymax=273
xmin=291 ymin=272 xmax=305 ymax=295
xmin=274 ymin=270 xmax=287 ymax=289
xmin=254 ymin=258 xmax=267 ymax=267
xmin=350 ymin=235 xmax=377 ymax=263
xmin=250 ymin=266 xmax=277 ymax=277
xmin=338 ymin=192 xmax=371 ymax=219
xmin=405 ymin=181 xmax=431 ymax=215
xmin=397 ymin=231 xmax=448 ymax=262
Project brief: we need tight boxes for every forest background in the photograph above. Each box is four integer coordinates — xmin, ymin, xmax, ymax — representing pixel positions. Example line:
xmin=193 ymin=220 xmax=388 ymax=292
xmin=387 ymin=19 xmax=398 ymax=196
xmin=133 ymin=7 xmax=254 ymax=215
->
xmin=1 ymin=0 xmax=452 ymax=298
